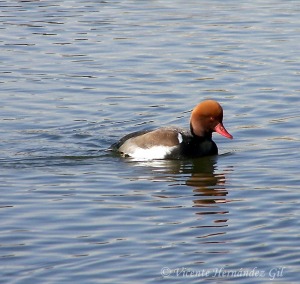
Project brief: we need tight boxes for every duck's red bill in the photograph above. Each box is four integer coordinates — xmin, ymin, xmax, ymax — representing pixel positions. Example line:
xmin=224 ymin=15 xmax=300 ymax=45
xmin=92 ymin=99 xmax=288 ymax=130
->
xmin=214 ymin=123 xmax=233 ymax=139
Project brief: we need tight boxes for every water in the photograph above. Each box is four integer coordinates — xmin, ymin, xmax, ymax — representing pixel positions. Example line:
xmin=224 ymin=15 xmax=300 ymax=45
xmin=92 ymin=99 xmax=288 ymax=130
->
xmin=1 ymin=0 xmax=300 ymax=283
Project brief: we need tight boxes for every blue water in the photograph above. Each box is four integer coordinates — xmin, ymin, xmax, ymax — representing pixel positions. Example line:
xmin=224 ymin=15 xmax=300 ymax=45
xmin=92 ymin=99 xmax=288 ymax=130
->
xmin=1 ymin=1 xmax=300 ymax=283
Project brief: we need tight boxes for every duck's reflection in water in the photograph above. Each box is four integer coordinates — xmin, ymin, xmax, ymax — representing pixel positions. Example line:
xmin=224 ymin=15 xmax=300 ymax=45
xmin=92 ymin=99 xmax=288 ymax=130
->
xmin=182 ymin=156 xmax=232 ymax=252
xmin=130 ymin=155 xmax=233 ymax=250
xmin=186 ymin=156 xmax=229 ymax=207
xmin=130 ymin=155 xmax=232 ymax=210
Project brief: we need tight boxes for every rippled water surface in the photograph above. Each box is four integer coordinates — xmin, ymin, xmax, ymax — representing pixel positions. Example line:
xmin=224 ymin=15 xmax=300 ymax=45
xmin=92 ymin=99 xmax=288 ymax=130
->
xmin=1 ymin=0 xmax=300 ymax=283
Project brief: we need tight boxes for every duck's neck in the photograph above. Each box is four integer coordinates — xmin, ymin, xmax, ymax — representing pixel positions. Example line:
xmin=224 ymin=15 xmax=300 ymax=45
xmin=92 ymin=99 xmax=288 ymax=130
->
xmin=190 ymin=123 xmax=212 ymax=140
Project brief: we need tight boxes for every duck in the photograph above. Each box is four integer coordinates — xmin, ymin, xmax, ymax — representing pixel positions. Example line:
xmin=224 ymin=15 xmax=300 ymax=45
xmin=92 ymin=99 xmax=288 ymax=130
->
xmin=110 ymin=100 xmax=233 ymax=160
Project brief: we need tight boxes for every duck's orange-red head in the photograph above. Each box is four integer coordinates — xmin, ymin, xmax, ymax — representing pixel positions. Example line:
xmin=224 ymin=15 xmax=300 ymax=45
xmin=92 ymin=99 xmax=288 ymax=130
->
xmin=190 ymin=100 xmax=233 ymax=139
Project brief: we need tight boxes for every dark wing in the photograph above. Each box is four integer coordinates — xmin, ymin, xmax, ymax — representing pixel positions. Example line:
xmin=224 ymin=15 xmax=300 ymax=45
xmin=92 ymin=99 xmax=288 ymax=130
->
xmin=109 ymin=129 xmax=152 ymax=151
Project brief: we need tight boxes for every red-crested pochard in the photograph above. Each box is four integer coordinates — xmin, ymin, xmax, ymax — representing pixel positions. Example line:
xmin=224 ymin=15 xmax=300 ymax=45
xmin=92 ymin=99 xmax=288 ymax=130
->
xmin=110 ymin=100 xmax=233 ymax=160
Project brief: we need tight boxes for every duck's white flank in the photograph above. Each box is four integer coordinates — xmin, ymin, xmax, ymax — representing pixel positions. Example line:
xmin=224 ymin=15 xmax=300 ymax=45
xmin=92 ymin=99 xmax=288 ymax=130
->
xmin=127 ymin=145 xmax=177 ymax=160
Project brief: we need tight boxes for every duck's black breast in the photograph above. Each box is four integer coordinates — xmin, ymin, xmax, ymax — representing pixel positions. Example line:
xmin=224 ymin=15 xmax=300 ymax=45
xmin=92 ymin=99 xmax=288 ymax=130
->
xmin=174 ymin=135 xmax=218 ymax=159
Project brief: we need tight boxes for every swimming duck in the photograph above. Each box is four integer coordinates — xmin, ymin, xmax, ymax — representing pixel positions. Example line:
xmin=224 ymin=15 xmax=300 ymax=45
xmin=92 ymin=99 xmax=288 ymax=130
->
xmin=110 ymin=100 xmax=232 ymax=160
